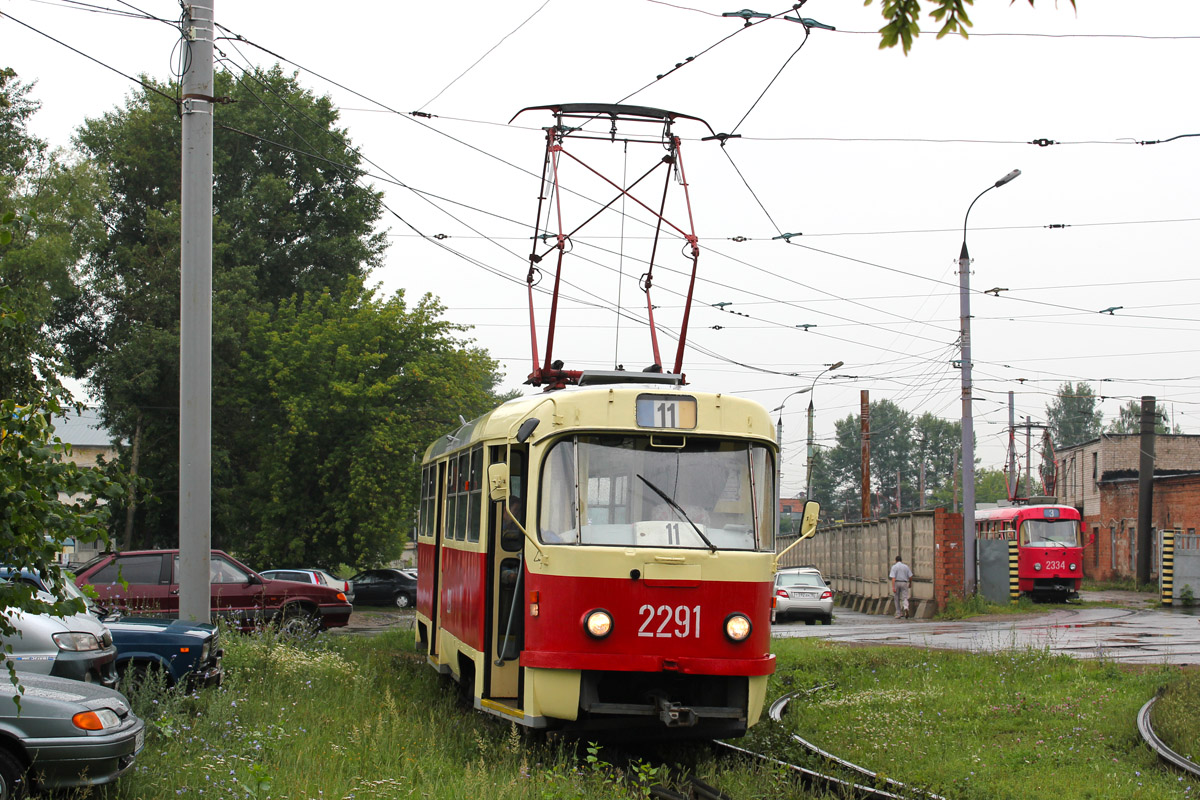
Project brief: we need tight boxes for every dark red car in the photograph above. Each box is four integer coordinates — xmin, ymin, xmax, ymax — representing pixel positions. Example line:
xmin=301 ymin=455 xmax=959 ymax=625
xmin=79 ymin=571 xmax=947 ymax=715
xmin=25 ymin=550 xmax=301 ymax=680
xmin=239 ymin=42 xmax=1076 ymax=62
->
xmin=74 ymin=550 xmax=352 ymax=632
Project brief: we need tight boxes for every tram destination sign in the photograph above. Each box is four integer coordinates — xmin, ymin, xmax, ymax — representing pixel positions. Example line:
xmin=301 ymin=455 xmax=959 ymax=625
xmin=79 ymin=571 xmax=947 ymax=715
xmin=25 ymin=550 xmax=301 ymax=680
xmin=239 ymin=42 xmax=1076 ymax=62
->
xmin=636 ymin=395 xmax=697 ymax=429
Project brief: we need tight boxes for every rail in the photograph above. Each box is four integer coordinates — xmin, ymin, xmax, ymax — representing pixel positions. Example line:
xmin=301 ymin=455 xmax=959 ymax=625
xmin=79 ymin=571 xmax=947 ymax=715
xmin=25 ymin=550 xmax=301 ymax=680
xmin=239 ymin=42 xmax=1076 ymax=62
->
xmin=1136 ymin=696 xmax=1200 ymax=779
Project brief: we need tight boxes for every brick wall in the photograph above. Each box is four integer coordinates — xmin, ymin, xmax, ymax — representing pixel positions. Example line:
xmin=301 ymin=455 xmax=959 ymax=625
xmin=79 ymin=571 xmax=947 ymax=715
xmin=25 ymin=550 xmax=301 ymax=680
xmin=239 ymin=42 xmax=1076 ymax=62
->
xmin=934 ymin=508 xmax=964 ymax=608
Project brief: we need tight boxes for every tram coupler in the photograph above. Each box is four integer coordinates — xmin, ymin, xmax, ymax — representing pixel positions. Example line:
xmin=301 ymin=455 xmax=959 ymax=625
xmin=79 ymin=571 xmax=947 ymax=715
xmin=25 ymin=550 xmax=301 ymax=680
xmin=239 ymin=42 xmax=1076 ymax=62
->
xmin=653 ymin=695 xmax=698 ymax=727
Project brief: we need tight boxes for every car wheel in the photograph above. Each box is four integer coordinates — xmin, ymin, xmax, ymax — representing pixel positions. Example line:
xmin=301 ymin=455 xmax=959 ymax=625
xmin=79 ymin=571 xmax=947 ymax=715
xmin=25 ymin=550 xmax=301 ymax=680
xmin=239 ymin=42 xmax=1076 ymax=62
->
xmin=0 ymin=748 xmax=28 ymax=800
xmin=821 ymin=614 xmax=833 ymax=625
xmin=394 ymin=593 xmax=412 ymax=609
xmin=277 ymin=607 xmax=320 ymax=640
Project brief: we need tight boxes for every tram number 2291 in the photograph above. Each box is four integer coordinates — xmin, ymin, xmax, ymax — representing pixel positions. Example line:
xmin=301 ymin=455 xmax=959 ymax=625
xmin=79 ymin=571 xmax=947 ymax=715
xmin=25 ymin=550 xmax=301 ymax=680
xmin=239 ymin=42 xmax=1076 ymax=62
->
xmin=638 ymin=604 xmax=700 ymax=638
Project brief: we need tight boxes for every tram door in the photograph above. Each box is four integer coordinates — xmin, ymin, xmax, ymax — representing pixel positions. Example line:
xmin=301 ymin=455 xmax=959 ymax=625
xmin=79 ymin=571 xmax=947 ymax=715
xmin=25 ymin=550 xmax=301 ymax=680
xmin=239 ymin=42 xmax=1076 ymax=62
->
xmin=427 ymin=460 xmax=446 ymax=658
xmin=486 ymin=446 xmax=526 ymax=700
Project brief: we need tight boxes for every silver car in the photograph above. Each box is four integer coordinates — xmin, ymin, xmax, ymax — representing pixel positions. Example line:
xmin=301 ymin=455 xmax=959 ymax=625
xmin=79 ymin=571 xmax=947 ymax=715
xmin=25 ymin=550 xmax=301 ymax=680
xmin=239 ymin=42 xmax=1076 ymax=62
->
xmin=772 ymin=568 xmax=834 ymax=624
xmin=260 ymin=568 xmax=355 ymax=604
xmin=0 ymin=672 xmax=145 ymax=795
xmin=2 ymin=588 xmax=118 ymax=689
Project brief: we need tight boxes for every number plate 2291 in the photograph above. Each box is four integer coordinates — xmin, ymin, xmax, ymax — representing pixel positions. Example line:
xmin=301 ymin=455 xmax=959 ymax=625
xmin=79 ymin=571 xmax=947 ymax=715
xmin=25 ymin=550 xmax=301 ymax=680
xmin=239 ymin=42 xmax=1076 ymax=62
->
xmin=638 ymin=604 xmax=700 ymax=638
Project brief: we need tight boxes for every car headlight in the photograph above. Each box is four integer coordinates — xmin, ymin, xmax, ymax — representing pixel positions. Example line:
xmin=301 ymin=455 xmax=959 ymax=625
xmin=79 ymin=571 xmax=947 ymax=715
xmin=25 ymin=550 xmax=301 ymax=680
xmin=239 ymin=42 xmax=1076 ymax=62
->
xmin=201 ymin=641 xmax=211 ymax=662
xmin=52 ymin=632 xmax=101 ymax=652
xmin=724 ymin=613 xmax=752 ymax=642
xmin=73 ymin=709 xmax=121 ymax=731
xmin=584 ymin=609 xmax=613 ymax=639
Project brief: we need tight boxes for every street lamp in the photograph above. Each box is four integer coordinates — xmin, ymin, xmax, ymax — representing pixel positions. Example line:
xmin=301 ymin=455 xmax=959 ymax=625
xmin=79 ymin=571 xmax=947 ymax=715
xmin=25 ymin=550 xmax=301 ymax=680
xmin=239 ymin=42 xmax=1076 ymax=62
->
xmin=960 ymin=169 xmax=1020 ymax=596
xmin=805 ymin=360 xmax=843 ymax=501
xmin=773 ymin=360 xmax=843 ymax=502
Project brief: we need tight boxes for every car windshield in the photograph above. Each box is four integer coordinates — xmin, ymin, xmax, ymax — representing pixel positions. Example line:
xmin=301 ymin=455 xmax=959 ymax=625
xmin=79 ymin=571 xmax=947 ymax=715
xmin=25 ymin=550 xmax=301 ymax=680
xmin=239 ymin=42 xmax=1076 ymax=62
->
xmin=538 ymin=435 xmax=775 ymax=551
xmin=778 ymin=573 xmax=825 ymax=588
xmin=1021 ymin=519 xmax=1080 ymax=548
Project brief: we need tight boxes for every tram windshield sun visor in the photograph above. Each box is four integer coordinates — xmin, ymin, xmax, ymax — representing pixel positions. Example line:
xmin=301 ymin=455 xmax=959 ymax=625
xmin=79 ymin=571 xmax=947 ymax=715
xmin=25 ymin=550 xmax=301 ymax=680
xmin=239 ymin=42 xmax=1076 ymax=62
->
xmin=537 ymin=435 xmax=775 ymax=550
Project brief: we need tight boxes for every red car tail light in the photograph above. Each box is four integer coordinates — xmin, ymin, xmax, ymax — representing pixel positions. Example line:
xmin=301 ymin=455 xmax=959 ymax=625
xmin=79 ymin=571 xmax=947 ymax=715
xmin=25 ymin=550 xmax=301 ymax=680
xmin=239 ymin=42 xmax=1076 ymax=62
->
xmin=776 ymin=589 xmax=789 ymax=599
xmin=821 ymin=590 xmax=832 ymax=599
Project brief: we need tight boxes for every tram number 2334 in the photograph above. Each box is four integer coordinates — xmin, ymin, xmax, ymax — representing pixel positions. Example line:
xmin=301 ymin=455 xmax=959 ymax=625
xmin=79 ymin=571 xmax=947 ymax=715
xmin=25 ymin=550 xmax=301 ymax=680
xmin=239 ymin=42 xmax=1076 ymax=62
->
xmin=638 ymin=604 xmax=701 ymax=638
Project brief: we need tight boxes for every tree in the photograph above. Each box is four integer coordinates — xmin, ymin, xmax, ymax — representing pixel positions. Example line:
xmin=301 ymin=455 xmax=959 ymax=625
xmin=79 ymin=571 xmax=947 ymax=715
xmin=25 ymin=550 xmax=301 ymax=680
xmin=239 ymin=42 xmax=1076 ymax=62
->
xmin=866 ymin=0 xmax=1074 ymax=54
xmin=228 ymin=281 xmax=506 ymax=568
xmin=0 ymin=70 xmax=105 ymax=399
xmin=1 ymin=195 xmax=125 ymax=668
xmin=1045 ymin=381 xmax=1103 ymax=449
xmin=1106 ymin=399 xmax=1181 ymax=435
xmin=70 ymin=67 xmax=388 ymax=549
xmin=819 ymin=399 xmax=916 ymax=519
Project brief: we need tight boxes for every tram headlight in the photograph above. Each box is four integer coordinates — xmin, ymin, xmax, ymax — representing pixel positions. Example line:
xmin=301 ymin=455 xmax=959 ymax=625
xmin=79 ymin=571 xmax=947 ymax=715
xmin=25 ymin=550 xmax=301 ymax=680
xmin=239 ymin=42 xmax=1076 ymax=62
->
xmin=724 ymin=613 xmax=752 ymax=643
xmin=584 ymin=609 xmax=613 ymax=639
xmin=1069 ymin=563 xmax=1077 ymax=572
xmin=1034 ymin=562 xmax=1042 ymax=571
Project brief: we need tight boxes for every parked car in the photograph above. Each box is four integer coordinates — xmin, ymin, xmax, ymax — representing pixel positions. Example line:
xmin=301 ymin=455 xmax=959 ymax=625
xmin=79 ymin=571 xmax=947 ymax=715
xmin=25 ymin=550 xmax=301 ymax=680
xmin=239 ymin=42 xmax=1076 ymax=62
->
xmin=74 ymin=550 xmax=352 ymax=633
xmin=0 ymin=672 xmax=144 ymax=796
xmin=0 ymin=577 xmax=118 ymax=689
xmin=3 ymin=568 xmax=223 ymax=691
xmin=772 ymin=567 xmax=834 ymax=624
xmin=349 ymin=568 xmax=417 ymax=608
xmin=260 ymin=569 xmax=354 ymax=604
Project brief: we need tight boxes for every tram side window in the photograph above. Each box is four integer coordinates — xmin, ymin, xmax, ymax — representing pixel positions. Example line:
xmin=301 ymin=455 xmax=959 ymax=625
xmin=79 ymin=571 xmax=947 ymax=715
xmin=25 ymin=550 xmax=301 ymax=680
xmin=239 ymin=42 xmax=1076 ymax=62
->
xmin=466 ymin=446 xmax=481 ymax=543
xmin=445 ymin=458 xmax=459 ymax=541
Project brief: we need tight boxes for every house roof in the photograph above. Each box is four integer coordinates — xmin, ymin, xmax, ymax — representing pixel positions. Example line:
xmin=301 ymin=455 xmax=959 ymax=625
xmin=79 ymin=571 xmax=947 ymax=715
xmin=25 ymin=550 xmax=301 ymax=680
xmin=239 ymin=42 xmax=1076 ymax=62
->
xmin=51 ymin=408 xmax=114 ymax=447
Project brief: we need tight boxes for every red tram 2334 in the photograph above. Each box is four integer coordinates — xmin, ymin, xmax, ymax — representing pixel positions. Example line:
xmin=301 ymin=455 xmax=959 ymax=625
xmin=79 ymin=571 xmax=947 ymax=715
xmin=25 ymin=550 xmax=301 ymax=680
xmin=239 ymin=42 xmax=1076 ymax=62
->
xmin=975 ymin=504 xmax=1087 ymax=601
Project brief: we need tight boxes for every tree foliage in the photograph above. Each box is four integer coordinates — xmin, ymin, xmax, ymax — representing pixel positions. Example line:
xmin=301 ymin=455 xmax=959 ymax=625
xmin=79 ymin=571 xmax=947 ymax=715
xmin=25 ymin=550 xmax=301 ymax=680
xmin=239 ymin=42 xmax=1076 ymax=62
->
xmin=866 ymin=1 xmax=1075 ymax=54
xmin=70 ymin=67 xmax=389 ymax=553
xmin=67 ymin=67 xmax=510 ymax=566
xmin=1 ymin=182 xmax=123 ymax=649
xmin=1106 ymin=399 xmax=1180 ymax=435
xmin=1045 ymin=381 xmax=1103 ymax=449
xmin=230 ymin=281 xmax=506 ymax=569
xmin=813 ymin=399 xmax=964 ymax=520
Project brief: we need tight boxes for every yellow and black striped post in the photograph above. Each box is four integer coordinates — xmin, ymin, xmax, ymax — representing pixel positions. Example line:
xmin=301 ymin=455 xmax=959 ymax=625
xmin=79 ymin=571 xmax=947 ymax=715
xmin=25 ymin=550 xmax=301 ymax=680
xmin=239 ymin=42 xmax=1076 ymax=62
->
xmin=1008 ymin=539 xmax=1020 ymax=604
xmin=1162 ymin=530 xmax=1176 ymax=607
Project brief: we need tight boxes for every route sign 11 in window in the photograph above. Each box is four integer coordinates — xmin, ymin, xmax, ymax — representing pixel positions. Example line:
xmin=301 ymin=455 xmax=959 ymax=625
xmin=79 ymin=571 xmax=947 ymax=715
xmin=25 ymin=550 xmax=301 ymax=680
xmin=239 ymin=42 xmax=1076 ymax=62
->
xmin=636 ymin=395 xmax=697 ymax=429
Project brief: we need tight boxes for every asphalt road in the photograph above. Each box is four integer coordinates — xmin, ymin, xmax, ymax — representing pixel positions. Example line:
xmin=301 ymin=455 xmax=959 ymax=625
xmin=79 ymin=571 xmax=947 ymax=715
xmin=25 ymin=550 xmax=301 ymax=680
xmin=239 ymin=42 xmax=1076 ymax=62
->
xmin=773 ymin=594 xmax=1200 ymax=665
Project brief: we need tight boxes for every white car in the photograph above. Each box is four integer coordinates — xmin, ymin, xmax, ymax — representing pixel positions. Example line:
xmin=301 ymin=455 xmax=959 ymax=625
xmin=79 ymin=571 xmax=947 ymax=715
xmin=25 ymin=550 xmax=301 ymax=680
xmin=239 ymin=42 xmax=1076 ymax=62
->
xmin=259 ymin=569 xmax=354 ymax=604
xmin=772 ymin=568 xmax=833 ymax=624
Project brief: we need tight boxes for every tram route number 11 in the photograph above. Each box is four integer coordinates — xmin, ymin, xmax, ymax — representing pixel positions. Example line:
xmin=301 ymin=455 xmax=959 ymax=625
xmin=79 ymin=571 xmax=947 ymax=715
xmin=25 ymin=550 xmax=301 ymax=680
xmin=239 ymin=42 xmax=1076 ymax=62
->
xmin=655 ymin=401 xmax=677 ymax=428
xmin=638 ymin=603 xmax=701 ymax=638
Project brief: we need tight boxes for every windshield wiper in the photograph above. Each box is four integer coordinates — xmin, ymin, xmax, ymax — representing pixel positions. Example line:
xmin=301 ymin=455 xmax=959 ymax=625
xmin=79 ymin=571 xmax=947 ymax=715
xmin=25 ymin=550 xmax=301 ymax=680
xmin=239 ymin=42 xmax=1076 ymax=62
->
xmin=637 ymin=474 xmax=718 ymax=554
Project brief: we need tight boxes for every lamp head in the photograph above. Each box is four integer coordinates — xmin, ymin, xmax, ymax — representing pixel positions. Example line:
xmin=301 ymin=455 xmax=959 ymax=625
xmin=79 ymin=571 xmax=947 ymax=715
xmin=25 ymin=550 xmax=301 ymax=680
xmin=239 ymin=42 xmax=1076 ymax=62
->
xmin=994 ymin=169 xmax=1021 ymax=188
xmin=829 ymin=360 xmax=845 ymax=371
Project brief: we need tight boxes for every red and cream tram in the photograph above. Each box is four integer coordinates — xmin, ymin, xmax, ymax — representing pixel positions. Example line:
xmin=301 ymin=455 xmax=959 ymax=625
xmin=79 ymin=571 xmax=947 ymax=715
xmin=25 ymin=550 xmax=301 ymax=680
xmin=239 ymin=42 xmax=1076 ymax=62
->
xmin=975 ymin=504 xmax=1085 ymax=600
xmin=416 ymin=377 xmax=818 ymax=738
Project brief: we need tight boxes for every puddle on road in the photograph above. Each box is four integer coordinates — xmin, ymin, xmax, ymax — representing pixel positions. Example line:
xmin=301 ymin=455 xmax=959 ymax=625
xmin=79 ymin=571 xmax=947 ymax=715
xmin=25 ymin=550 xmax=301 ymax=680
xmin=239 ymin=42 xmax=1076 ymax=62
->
xmin=1049 ymin=620 xmax=1129 ymax=630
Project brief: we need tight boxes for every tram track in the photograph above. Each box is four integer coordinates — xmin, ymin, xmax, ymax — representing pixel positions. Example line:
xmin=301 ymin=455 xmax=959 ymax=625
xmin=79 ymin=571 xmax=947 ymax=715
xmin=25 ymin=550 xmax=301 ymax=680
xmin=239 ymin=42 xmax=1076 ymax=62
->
xmin=627 ymin=686 xmax=944 ymax=800
xmin=1136 ymin=695 xmax=1200 ymax=779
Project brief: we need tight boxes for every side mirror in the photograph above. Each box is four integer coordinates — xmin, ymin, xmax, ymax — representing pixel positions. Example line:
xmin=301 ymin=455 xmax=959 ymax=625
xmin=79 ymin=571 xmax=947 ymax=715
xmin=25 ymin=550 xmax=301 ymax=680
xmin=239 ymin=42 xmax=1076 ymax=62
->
xmin=488 ymin=463 xmax=510 ymax=501
xmin=1086 ymin=532 xmax=1096 ymax=547
xmin=799 ymin=501 xmax=821 ymax=540
xmin=247 ymin=574 xmax=262 ymax=586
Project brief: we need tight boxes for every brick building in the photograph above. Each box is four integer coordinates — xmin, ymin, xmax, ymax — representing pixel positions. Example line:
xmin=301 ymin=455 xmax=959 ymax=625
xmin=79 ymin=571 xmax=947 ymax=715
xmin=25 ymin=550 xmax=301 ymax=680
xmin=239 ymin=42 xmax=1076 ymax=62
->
xmin=1056 ymin=433 xmax=1200 ymax=581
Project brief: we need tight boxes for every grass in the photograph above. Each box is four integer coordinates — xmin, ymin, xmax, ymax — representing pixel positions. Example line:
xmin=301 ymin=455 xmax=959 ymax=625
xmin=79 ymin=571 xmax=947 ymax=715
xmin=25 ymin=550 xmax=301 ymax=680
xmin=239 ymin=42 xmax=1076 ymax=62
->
xmin=744 ymin=638 xmax=1193 ymax=799
xmin=1081 ymin=578 xmax=1158 ymax=593
xmin=105 ymin=624 xmax=1195 ymax=799
xmin=1151 ymin=670 xmax=1200 ymax=764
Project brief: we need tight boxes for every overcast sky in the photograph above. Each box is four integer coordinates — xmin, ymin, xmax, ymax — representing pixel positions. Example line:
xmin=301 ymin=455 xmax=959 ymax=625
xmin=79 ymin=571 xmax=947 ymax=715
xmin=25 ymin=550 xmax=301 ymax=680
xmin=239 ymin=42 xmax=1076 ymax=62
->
xmin=5 ymin=0 xmax=1200 ymax=496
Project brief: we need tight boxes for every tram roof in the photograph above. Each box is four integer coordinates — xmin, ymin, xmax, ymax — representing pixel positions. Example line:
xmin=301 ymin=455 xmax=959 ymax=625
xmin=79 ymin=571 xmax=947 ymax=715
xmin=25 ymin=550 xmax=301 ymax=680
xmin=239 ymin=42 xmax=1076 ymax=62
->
xmin=422 ymin=381 xmax=775 ymax=462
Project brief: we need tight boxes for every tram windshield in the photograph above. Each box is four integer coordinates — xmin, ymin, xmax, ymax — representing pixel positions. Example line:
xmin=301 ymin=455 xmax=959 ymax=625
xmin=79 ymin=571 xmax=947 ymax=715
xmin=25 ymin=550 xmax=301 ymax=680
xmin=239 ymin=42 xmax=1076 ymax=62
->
xmin=537 ymin=435 xmax=775 ymax=551
xmin=1020 ymin=518 xmax=1080 ymax=548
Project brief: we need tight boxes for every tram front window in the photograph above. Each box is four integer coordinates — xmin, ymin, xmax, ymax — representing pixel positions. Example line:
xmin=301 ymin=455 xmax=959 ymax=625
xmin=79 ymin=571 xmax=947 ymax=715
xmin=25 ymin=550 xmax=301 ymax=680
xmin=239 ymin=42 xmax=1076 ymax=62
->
xmin=1021 ymin=519 xmax=1080 ymax=548
xmin=537 ymin=435 xmax=775 ymax=550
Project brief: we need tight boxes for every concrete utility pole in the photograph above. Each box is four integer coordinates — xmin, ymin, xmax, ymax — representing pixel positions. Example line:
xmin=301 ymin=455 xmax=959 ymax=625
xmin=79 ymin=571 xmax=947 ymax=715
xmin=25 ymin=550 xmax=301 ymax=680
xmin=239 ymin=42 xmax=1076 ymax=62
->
xmin=179 ymin=1 xmax=215 ymax=624
xmin=860 ymin=391 xmax=871 ymax=521
xmin=1136 ymin=395 xmax=1157 ymax=585
xmin=1025 ymin=416 xmax=1032 ymax=499
xmin=959 ymin=169 xmax=1020 ymax=595
xmin=1008 ymin=391 xmax=1017 ymax=501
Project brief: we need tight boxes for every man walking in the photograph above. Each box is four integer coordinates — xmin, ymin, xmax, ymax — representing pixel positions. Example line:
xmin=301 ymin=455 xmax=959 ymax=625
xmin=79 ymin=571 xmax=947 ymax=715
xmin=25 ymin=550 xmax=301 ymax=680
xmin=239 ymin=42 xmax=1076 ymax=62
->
xmin=890 ymin=555 xmax=913 ymax=619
